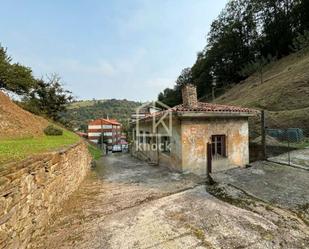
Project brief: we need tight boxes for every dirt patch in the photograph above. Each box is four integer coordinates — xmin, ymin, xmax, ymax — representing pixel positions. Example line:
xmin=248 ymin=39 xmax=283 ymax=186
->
xmin=0 ymin=91 xmax=48 ymax=138
xmin=252 ymin=135 xmax=282 ymax=146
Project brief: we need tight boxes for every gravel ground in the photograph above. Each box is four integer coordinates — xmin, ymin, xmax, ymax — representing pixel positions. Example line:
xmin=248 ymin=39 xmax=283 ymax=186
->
xmin=30 ymin=154 xmax=309 ymax=249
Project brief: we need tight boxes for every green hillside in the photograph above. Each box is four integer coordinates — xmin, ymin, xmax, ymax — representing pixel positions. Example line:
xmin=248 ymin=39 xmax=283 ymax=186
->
xmin=62 ymin=99 xmax=141 ymax=131
xmin=214 ymin=51 xmax=309 ymax=131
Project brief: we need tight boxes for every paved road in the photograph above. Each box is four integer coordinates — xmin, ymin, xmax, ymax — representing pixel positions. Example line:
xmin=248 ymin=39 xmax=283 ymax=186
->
xmin=31 ymin=154 xmax=309 ymax=249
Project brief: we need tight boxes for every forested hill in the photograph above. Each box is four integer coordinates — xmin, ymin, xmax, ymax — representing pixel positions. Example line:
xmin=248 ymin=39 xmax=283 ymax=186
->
xmin=62 ymin=99 xmax=141 ymax=131
xmin=158 ymin=0 xmax=309 ymax=107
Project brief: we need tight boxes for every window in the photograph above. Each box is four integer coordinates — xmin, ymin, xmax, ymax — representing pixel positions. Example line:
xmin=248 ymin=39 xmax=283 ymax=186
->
xmin=145 ymin=132 xmax=151 ymax=144
xmin=161 ymin=136 xmax=171 ymax=154
xmin=139 ymin=131 xmax=144 ymax=143
xmin=211 ymin=135 xmax=226 ymax=158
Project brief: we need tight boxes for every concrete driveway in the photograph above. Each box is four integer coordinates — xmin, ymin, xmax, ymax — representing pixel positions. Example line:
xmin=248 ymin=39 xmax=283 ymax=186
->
xmin=212 ymin=161 xmax=309 ymax=210
xmin=268 ymin=148 xmax=309 ymax=169
xmin=212 ymin=160 xmax=309 ymax=225
xmin=31 ymin=154 xmax=309 ymax=249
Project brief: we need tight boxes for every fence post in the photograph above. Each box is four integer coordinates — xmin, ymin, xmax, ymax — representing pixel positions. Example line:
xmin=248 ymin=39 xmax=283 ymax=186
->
xmin=261 ymin=110 xmax=266 ymax=160
xmin=206 ymin=142 xmax=214 ymax=184
xmin=287 ymin=130 xmax=291 ymax=165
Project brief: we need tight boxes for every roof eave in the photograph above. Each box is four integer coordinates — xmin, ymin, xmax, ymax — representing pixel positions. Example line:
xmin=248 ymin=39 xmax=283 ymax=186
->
xmin=176 ymin=112 xmax=255 ymax=118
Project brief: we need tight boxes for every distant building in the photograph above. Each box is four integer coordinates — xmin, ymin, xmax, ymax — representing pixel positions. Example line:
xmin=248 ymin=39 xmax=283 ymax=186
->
xmin=88 ymin=119 xmax=122 ymax=149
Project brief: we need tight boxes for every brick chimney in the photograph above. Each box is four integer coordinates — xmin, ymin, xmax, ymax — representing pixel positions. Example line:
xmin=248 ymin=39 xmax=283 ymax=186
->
xmin=182 ymin=84 xmax=198 ymax=108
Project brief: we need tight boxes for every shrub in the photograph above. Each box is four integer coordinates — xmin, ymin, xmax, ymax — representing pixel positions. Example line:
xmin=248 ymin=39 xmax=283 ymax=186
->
xmin=43 ymin=125 xmax=63 ymax=136
xmin=291 ymin=31 xmax=309 ymax=52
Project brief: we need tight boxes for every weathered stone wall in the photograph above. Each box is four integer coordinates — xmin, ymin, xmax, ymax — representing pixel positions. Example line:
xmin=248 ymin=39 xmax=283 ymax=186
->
xmin=181 ymin=84 xmax=198 ymax=108
xmin=0 ymin=141 xmax=91 ymax=249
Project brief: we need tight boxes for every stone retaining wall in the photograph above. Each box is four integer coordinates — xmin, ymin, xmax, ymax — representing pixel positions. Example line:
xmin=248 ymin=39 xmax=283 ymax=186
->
xmin=0 ymin=141 xmax=92 ymax=249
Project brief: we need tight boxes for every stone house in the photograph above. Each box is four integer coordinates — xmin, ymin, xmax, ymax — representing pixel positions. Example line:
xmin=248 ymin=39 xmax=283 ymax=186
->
xmin=131 ymin=84 xmax=255 ymax=175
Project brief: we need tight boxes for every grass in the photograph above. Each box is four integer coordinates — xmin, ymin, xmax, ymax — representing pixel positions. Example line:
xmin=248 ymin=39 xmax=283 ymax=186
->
xmin=67 ymin=100 xmax=107 ymax=109
xmin=215 ymin=51 xmax=309 ymax=111
xmin=282 ymin=139 xmax=309 ymax=149
xmin=214 ymin=51 xmax=309 ymax=130
xmin=0 ymin=129 xmax=80 ymax=165
xmin=87 ymin=144 xmax=102 ymax=160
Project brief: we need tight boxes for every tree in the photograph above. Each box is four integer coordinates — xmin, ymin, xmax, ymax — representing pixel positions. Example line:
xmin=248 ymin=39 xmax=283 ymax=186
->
xmin=239 ymin=54 xmax=276 ymax=84
xmin=291 ymin=30 xmax=309 ymax=52
xmin=22 ymin=74 xmax=74 ymax=121
xmin=0 ymin=46 xmax=37 ymax=95
xmin=158 ymin=0 xmax=309 ymax=105
xmin=158 ymin=87 xmax=181 ymax=107
xmin=175 ymin=68 xmax=193 ymax=87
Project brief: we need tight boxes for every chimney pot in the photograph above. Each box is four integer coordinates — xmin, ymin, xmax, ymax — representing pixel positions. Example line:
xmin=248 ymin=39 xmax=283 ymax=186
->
xmin=182 ymin=84 xmax=198 ymax=108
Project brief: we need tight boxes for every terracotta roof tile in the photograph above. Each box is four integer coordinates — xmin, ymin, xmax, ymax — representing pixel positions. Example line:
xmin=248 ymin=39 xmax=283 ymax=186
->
xmin=171 ymin=102 xmax=256 ymax=113
xmin=137 ymin=102 xmax=257 ymax=122
xmin=89 ymin=118 xmax=121 ymax=125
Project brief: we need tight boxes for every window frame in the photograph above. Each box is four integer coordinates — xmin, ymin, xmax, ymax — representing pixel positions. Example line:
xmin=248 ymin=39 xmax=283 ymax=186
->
xmin=161 ymin=136 xmax=171 ymax=154
xmin=211 ymin=135 xmax=227 ymax=158
xmin=145 ymin=131 xmax=151 ymax=144
xmin=139 ymin=131 xmax=144 ymax=144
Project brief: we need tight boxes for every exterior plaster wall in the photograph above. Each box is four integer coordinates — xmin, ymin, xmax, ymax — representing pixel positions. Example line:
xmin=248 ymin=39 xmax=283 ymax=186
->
xmin=158 ymin=118 xmax=182 ymax=171
xmin=131 ymin=118 xmax=182 ymax=171
xmin=181 ymin=118 xmax=249 ymax=175
xmin=132 ymin=123 xmax=157 ymax=163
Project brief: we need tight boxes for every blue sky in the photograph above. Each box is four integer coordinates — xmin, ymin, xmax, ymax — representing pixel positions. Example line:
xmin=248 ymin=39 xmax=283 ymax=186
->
xmin=1 ymin=0 xmax=227 ymax=101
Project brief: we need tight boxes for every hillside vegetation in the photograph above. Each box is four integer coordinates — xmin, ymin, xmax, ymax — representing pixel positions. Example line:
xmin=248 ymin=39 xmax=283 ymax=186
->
xmin=0 ymin=91 xmax=48 ymax=139
xmin=214 ymin=51 xmax=309 ymax=130
xmin=62 ymin=99 xmax=141 ymax=131
xmin=0 ymin=130 xmax=80 ymax=164
xmin=0 ymin=91 xmax=80 ymax=165
xmin=158 ymin=0 xmax=309 ymax=111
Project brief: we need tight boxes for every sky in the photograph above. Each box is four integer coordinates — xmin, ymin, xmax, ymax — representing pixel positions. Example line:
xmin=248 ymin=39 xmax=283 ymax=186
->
xmin=0 ymin=0 xmax=227 ymax=102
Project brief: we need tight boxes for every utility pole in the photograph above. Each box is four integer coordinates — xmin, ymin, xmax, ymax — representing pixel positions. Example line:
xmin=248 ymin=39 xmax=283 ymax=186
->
xmin=100 ymin=119 xmax=103 ymax=151
xmin=261 ymin=110 xmax=266 ymax=160
xmin=211 ymin=72 xmax=217 ymax=101
xmin=212 ymin=86 xmax=215 ymax=101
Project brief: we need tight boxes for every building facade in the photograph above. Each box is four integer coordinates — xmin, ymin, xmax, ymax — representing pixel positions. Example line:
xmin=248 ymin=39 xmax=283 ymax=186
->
xmin=88 ymin=119 xmax=122 ymax=149
xmin=131 ymin=84 xmax=256 ymax=175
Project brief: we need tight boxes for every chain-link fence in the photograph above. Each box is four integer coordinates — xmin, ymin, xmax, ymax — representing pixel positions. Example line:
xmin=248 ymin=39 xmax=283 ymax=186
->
xmin=266 ymin=127 xmax=309 ymax=168
xmin=249 ymin=110 xmax=309 ymax=169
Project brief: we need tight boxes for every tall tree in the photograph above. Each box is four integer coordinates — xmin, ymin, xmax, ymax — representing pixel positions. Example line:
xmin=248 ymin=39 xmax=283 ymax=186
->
xmin=22 ymin=74 xmax=74 ymax=121
xmin=158 ymin=0 xmax=309 ymax=105
xmin=0 ymin=46 xmax=36 ymax=95
xmin=175 ymin=68 xmax=193 ymax=87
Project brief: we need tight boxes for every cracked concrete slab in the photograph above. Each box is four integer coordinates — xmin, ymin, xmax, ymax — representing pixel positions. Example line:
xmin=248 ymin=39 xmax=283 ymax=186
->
xmin=212 ymin=161 xmax=309 ymax=211
xmin=268 ymin=148 xmax=309 ymax=169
